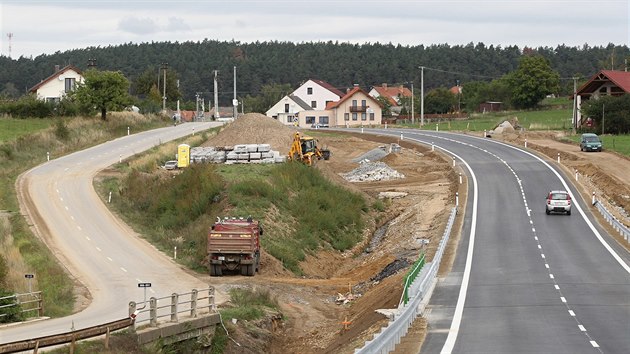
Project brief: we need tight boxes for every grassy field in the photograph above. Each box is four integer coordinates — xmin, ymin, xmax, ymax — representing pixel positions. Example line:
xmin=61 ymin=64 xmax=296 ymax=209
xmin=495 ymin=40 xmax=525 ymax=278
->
xmin=0 ymin=118 xmax=55 ymax=142
xmin=563 ymin=134 xmax=630 ymax=156
xmin=400 ymin=107 xmax=574 ymax=132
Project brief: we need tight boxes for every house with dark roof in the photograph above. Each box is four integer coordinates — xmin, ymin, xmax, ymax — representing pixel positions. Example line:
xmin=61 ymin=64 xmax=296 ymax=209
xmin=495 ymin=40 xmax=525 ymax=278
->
xmin=575 ymin=70 xmax=630 ymax=126
xmin=29 ymin=65 xmax=83 ymax=103
xmin=265 ymin=94 xmax=313 ymax=125
xmin=291 ymin=79 xmax=345 ymax=111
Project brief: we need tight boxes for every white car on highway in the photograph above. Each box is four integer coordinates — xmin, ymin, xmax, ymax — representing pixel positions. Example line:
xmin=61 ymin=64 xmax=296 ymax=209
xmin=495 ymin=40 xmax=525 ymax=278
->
xmin=545 ymin=190 xmax=572 ymax=215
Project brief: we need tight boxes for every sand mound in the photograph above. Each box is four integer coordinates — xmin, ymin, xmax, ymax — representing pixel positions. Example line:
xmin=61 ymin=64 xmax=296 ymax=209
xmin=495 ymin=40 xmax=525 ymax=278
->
xmin=203 ymin=113 xmax=297 ymax=154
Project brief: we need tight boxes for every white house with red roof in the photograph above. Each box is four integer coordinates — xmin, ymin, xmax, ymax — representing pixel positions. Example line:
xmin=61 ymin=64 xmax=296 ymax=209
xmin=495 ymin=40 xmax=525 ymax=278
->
xmin=574 ymin=70 xmax=630 ymax=127
xmin=267 ymin=79 xmax=382 ymax=127
xmin=291 ymin=79 xmax=346 ymax=111
xmin=29 ymin=65 xmax=83 ymax=103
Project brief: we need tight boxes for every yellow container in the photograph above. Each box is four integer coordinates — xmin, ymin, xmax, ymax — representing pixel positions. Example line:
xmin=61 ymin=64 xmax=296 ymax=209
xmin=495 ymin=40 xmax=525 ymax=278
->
xmin=177 ymin=144 xmax=190 ymax=168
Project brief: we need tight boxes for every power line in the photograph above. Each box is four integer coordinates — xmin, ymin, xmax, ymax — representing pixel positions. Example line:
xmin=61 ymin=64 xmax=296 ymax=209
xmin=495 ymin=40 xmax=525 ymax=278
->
xmin=420 ymin=66 xmax=502 ymax=80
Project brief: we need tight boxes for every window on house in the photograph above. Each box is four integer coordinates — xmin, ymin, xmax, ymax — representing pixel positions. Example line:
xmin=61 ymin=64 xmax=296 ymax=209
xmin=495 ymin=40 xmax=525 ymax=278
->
xmin=370 ymin=113 xmax=375 ymax=121
xmin=307 ymin=87 xmax=313 ymax=94
xmin=344 ymin=113 xmax=350 ymax=121
xmin=311 ymin=101 xmax=317 ymax=108
xmin=306 ymin=116 xmax=315 ymax=124
xmin=352 ymin=100 xmax=357 ymax=107
xmin=64 ymin=78 xmax=76 ymax=92
xmin=319 ymin=116 xmax=329 ymax=125
xmin=361 ymin=99 xmax=366 ymax=108
xmin=284 ymin=104 xmax=290 ymax=113
xmin=352 ymin=113 xmax=358 ymax=121
xmin=287 ymin=116 xmax=294 ymax=123
xmin=361 ymin=113 xmax=367 ymax=121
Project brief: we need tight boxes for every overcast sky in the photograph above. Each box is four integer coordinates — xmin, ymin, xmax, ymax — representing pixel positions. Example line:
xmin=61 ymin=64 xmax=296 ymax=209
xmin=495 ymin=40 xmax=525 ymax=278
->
xmin=1 ymin=0 xmax=628 ymax=59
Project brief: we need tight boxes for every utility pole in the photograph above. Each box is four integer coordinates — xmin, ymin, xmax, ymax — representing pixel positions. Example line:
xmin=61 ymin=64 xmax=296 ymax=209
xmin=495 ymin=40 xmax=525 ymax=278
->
xmin=213 ymin=70 xmax=220 ymax=119
xmin=420 ymin=66 xmax=424 ymax=127
xmin=195 ymin=92 xmax=200 ymax=120
xmin=233 ymin=66 xmax=238 ymax=119
xmin=411 ymin=82 xmax=414 ymax=124
xmin=602 ymin=104 xmax=605 ymax=135
xmin=572 ymin=76 xmax=578 ymax=134
xmin=456 ymin=79 xmax=461 ymax=113
xmin=6 ymin=33 xmax=13 ymax=59
xmin=161 ymin=62 xmax=168 ymax=112
xmin=87 ymin=58 xmax=97 ymax=69
xmin=176 ymin=79 xmax=180 ymax=121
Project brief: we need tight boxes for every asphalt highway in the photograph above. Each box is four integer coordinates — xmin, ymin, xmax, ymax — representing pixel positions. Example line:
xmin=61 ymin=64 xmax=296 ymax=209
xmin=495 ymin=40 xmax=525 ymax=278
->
xmin=365 ymin=128 xmax=630 ymax=354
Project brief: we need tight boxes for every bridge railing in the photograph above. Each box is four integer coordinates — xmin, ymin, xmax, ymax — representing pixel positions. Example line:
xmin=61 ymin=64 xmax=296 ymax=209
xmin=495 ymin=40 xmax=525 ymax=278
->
xmin=129 ymin=285 xmax=215 ymax=330
xmin=0 ymin=291 xmax=43 ymax=321
xmin=0 ymin=286 xmax=216 ymax=353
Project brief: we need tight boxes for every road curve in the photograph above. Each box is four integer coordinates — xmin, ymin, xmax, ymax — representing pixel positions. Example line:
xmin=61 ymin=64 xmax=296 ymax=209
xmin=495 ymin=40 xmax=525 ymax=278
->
xmin=1 ymin=122 xmax=222 ymax=344
xmin=359 ymin=129 xmax=630 ymax=353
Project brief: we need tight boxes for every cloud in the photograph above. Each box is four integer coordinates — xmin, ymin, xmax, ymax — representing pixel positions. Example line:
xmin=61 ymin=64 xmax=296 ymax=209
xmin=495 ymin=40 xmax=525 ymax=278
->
xmin=167 ymin=17 xmax=190 ymax=32
xmin=118 ymin=16 xmax=159 ymax=35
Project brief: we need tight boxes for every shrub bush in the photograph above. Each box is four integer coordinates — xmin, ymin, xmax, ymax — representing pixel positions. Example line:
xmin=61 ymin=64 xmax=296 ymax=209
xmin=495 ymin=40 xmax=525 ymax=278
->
xmin=0 ymin=289 xmax=23 ymax=323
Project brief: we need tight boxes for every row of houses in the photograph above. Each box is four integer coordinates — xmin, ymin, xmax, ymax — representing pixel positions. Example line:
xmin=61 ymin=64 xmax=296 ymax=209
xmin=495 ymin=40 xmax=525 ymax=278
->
xmin=27 ymin=64 xmax=630 ymax=128
xmin=264 ymin=80 xmax=415 ymax=128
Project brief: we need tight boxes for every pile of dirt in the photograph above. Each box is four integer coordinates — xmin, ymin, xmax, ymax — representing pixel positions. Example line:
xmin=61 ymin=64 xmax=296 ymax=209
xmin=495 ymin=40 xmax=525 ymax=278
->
xmin=203 ymin=113 xmax=297 ymax=154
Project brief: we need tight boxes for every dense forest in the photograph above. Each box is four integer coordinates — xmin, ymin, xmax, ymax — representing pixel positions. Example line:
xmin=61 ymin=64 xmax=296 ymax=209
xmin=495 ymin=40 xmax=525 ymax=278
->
xmin=0 ymin=40 xmax=628 ymax=107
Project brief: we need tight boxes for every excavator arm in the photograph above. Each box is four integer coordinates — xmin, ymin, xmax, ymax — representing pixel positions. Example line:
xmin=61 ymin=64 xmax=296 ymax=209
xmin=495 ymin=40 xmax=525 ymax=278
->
xmin=288 ymin=132 xmax=304 ymax=162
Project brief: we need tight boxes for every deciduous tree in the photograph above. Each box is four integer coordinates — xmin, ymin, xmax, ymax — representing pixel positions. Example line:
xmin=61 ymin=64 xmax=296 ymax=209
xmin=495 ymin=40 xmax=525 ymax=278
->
xmin=507 ymin=55 xmax=560 ymax=109
xmin=73 ymin=70 xmax=131 ymax=120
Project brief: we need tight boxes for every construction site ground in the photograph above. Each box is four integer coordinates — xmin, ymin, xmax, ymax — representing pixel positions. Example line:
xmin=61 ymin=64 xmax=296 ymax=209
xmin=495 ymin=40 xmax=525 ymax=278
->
xmin=26 ymin=114 xmax=620 ymax=353
xmin=190 ymin=115 xmax=630 ymax=354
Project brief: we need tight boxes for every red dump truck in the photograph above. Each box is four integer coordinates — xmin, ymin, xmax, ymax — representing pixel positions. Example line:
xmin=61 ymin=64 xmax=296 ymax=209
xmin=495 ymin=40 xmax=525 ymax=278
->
xmin=208 ymin=217 xmax=262 ymax=276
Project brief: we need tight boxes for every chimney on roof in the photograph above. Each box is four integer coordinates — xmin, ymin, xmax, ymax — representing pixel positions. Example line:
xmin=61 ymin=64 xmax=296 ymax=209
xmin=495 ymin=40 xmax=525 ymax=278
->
xmin=382 ymin=83 xmax=388 ymax=88
xmin=54 ymin=65 xmax=60 ymax=72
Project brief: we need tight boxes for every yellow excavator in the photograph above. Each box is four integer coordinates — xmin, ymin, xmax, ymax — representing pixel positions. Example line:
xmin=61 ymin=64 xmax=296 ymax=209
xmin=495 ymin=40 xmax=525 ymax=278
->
xmin=287 ymin=132 xmax=331 ymax=166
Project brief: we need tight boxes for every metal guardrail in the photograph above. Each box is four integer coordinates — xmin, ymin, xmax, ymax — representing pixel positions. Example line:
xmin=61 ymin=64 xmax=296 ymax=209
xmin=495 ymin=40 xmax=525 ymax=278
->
xmin=355 ymin=207 xmax=458 ymax=354
xmin=0 ymin=286 xmax=215 ymax=353
xmin=128 ymin=286 xmax=215 ymax=331
xmin=0 ymin=291 xmax=43 ymax=321
xmin=0 ymin=317 xmax=132 ymax=353
xmin=400 ymin=253 xmax=426 ymax=305
xmin=594 ymin=200 xmax=630 ymax=242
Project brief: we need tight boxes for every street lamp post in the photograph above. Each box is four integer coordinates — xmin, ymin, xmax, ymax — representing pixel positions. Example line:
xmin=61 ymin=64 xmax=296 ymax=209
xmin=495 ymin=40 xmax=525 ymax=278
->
xmin=161 ymin=62 xmax=168 ymax=112
xmin=411 ymin=82 xmax=414 ymax=124
xmin=420 ymin=66 xmax=425 ymax=127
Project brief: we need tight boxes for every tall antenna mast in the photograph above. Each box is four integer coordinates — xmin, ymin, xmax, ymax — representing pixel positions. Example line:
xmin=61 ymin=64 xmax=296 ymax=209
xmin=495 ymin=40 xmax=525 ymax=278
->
xmin=6 ymin=33 xmax=13 ymax=59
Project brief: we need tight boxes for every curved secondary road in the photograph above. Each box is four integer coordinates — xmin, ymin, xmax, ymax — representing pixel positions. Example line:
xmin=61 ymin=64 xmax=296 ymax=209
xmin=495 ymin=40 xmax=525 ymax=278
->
xmin=1 ymin=122 xmax=222 ymax=344
xmin=364 ymin=129 xmax=630 ymax=353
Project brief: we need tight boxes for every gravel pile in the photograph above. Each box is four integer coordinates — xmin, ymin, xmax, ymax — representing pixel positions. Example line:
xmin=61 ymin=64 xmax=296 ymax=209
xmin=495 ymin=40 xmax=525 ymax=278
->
xmin=352 ymin=143 xmax=401 ymax=163
xmin=341 ymin=161 xmax=405 ymax=182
